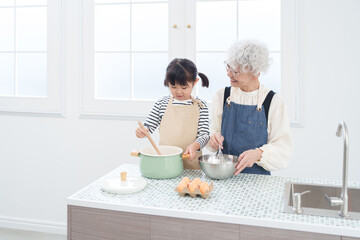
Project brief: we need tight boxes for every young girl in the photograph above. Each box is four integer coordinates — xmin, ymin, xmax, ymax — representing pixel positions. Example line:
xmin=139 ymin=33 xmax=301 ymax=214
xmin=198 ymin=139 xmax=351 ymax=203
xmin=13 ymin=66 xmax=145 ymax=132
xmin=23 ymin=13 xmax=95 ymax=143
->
xmin=135 ymin=58 xmax=210 ymax=169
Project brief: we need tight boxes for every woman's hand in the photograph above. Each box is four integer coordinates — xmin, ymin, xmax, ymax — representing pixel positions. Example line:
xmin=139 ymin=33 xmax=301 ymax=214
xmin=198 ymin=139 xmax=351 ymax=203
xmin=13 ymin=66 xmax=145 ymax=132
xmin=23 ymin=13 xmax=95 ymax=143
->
xmin=184 ymin=142 xmax=201 ymax=160
xmin=135 ymin=127 xmax=148 ymax=138
xmin=234 ymin=148 xmax=263 ymax=175
xmin=209 ymin=132 xmax=224 ymax=150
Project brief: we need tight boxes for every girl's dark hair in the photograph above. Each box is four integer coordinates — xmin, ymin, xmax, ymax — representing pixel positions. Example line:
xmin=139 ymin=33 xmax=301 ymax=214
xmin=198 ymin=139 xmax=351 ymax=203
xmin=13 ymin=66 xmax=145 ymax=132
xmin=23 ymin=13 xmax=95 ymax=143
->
xmin=163 ymin=58 xmax=209 ymax=88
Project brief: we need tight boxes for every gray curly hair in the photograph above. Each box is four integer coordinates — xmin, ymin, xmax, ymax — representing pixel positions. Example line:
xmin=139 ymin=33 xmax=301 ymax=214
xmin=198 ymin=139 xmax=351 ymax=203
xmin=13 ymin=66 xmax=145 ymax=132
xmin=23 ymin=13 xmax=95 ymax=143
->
xmin=227 ymin=39 xmax=271 ymax=75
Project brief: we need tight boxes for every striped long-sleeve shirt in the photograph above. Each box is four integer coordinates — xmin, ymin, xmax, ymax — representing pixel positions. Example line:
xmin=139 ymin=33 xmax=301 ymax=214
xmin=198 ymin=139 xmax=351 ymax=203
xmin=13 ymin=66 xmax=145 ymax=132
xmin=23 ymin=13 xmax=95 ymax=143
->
xmin=144 ymin=95 xmax=210 ymax=149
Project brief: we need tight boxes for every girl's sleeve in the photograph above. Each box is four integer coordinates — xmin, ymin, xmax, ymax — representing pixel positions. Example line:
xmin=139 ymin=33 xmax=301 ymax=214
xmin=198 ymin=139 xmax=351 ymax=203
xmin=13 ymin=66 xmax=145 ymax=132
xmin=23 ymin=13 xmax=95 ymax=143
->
xmin=144 ymin=98 xmax=163 ymax=134
xmin=257 ymin=95 xmax=293 ymax=171
xmin=196 ymin=100 xmax=210 ymax=149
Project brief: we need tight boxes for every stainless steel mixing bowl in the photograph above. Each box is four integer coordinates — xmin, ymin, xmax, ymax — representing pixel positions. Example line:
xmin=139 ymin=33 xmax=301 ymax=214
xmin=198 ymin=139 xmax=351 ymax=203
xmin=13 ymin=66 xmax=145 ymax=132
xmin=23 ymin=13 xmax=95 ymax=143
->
xmin=198 ymin=154 xmax=238 ymax=179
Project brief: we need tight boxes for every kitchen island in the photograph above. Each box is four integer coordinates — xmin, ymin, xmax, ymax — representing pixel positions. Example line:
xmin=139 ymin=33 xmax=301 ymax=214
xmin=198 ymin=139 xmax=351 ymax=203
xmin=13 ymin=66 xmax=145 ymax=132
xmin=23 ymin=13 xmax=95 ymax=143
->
xmin=67 ymin=164 xmax=360 ymax=240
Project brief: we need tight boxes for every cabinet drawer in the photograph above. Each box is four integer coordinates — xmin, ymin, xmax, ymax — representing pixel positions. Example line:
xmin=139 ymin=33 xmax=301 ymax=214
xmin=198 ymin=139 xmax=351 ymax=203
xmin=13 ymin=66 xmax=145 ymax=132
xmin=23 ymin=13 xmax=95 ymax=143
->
xmin=68 ymin=206 xmax=150 ymax=240
xmin=151 ymin=215 xmax=239 ymax=240
xmin=239 ymin=225 xmax=340 ymax=240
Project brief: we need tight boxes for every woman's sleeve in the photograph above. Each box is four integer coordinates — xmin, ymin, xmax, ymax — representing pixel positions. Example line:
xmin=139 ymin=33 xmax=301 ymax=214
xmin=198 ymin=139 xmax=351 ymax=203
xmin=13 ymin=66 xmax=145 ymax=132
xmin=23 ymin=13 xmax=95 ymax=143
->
xmin=144 ymin=98 xmax=163 ymax=134
xmin=258 ymin=95 xmax=293 ymax=171
xmin=206 ymin=89 xmax=224 ymax=152
xmin=196 ymin=100 xmax=210 ymax=149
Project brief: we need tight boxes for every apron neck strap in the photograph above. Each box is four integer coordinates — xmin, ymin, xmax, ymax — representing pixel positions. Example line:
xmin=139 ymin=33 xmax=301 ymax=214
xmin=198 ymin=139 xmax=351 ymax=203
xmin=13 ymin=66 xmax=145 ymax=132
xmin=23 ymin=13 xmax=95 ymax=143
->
xmin=169 ymin=95 xmax=204 ymax=109
xmin=191 ymin=96 xmax=204 ymax=109
xmin=256 ymin=85 xmax=262 ymax=111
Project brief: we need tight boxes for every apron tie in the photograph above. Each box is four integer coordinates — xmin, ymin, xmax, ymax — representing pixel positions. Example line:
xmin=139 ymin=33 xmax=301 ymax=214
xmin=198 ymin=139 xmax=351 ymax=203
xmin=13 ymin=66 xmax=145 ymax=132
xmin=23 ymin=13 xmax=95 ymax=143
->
xmin=256 ymin=84 xmax=263 ymax=112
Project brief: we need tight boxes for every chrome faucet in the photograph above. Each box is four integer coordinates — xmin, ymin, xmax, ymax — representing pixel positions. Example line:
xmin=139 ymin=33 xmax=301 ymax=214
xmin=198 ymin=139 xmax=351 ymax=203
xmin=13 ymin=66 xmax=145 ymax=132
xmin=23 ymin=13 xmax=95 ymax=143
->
xmin=324 ymin=121 xmax=349 ymax=218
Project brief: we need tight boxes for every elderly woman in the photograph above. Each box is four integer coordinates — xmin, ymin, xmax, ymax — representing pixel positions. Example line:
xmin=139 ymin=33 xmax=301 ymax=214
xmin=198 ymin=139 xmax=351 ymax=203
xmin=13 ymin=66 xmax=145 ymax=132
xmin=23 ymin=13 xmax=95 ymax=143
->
xmin=208 ymin=39 xmax=293 ymax=175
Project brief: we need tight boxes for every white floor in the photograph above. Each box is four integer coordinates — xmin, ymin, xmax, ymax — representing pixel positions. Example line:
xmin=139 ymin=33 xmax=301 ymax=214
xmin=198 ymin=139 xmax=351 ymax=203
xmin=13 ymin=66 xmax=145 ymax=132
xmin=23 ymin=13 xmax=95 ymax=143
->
xmin=0 ymin=228 xmax=66 ymax=240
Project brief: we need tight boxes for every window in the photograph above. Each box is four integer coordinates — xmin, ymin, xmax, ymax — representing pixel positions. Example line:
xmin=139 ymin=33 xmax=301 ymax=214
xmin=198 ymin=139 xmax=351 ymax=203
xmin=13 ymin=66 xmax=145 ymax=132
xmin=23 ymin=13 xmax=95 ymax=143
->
xmin=0 ymin=0 xmax=63 ymax=115
xmin=82 ymin=0 xmax=300 ymax=125
xmin=82 ymin=0 xmax=168 ymax=117
xmin=194 ymin=0 xmax=281 ymax=102
xmin=94 ymin=0 xmax=169 ymax=100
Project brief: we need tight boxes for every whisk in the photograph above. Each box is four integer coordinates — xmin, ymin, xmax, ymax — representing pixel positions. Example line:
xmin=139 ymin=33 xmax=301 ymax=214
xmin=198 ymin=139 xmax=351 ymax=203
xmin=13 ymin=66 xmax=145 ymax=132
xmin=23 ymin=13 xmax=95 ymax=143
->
xmin=216 ymin=145 xmax=226 ymax=163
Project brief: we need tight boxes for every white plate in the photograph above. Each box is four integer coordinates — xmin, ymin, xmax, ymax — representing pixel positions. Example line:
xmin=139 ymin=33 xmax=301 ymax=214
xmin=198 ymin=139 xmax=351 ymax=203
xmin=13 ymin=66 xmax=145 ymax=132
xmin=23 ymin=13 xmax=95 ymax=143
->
xmin=101 ymin=177 xmax=147 ymax=194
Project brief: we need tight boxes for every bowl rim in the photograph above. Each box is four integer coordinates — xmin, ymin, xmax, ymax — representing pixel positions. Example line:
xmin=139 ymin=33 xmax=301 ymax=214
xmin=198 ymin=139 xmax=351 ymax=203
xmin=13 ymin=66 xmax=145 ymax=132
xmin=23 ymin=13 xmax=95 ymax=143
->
xmin=198 ymin=154 xmax=238 ymax=165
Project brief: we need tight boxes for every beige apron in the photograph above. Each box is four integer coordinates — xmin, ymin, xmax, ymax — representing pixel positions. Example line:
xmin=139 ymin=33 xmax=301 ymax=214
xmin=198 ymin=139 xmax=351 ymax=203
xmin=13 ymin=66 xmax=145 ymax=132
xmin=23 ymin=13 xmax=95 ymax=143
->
xmin=159 ymin=96 xmax=203 ymax=169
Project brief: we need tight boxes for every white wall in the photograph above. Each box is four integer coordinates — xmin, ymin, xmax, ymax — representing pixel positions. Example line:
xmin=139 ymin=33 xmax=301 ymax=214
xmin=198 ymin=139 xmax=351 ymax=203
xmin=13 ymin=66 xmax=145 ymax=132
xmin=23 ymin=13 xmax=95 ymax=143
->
xmin=276 ymin=0 xmax=360 ymax=181
xmin=1 ymin=0 xmax=360 ymax=235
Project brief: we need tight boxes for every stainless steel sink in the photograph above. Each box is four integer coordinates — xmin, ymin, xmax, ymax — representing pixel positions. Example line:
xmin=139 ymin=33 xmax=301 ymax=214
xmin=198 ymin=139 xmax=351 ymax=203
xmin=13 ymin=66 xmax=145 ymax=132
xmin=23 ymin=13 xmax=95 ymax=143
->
xmin=283 ymin=182 xmax=360 ymax=220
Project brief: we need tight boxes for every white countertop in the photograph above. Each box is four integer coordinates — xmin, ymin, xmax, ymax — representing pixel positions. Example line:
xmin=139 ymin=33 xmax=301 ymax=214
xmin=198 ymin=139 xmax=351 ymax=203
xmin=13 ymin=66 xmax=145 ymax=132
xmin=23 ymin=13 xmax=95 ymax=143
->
xmin=68 ymin=164 xmax=360 ymax=238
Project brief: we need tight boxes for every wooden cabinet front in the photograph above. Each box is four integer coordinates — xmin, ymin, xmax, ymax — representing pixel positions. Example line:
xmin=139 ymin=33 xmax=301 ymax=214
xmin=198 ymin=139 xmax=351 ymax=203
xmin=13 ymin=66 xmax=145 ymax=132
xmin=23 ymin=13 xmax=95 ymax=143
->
xmin=67 ymin=206 xmax=358 ymax=240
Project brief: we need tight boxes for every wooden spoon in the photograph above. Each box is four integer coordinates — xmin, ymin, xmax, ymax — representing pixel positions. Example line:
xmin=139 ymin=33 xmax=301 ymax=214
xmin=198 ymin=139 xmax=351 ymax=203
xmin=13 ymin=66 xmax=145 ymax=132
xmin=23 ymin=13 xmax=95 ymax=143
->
xmin=138 ymin=121 xmax=162 ymax=155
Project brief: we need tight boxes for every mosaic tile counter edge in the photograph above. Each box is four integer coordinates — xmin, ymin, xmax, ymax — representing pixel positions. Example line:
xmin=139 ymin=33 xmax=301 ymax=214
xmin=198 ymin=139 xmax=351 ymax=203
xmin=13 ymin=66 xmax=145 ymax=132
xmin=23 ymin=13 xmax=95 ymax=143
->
xmin=68 ymin=164 xmax=360 ymax=238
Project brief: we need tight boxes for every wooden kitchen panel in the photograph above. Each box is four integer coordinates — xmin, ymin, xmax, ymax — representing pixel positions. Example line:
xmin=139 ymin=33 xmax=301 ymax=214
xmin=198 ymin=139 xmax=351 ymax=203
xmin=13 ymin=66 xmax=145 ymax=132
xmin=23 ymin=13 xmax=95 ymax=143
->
xmin=68 ymin=206 xmax=150 ymax=240
xmin=151 ymin=215 xmax=240 ymax=240
xmin=239 ymin=225 xmax=341 ymax=240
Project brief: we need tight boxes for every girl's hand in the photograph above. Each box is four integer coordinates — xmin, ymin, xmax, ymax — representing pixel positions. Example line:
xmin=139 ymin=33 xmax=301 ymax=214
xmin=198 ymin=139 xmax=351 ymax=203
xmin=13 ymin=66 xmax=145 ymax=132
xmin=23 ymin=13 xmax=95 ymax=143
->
xmin=234 ymin=148 xmax=263 ymax=175
xmin=184 ymin=142 xmax=201 ymax=161
xmin=209 ymin=132 xmax=224 ymax=150
xmin=135 ymin=127 xmax=148 ymax=138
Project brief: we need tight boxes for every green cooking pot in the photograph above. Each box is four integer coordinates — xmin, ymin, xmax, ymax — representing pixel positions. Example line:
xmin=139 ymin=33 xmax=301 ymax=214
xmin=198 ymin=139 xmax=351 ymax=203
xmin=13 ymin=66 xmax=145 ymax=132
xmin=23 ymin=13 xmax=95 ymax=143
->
xmin=131 ymin=145 xmax=189 ymax=179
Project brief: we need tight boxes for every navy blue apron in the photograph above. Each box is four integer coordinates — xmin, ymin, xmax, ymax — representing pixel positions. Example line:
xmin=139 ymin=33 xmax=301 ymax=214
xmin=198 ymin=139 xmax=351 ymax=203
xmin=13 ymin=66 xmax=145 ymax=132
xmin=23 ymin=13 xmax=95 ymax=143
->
xmin=221 ymin=87 xmax=275 ymax=175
